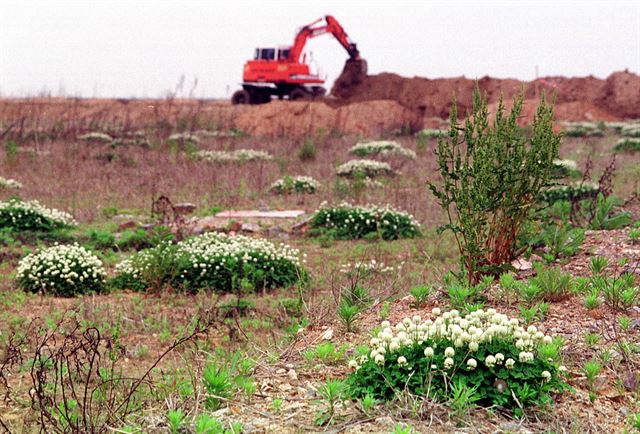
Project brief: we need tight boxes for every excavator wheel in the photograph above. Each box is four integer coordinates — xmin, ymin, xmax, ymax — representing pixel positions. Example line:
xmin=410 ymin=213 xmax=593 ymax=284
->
xmin=289 ymin=88 xmax=310 ymax=101
xmin=231 ymin=89 xmax=251 ymax=105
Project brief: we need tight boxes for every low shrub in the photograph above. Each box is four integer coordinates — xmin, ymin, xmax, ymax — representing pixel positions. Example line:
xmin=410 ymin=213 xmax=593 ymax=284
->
xmin=621 ymin=123 xmax=640 ymax=138
xmin=270 ymin=176 xmax=319 ymax=194
xmin=114 ymin=232 xmax=306 ymax=292
xmin=196 ymin=149 xmax=273 ymax=163
xmin=167 ymin=132 xmax=200 ymax=144
xmin=349 ymin=140 xmax=416 ymax=159
xmin=541 ymin=181 xmax=599 ymax=203
xmin=16 ymin=243 xmax=107 ymax=296
xmin=0 ymin=198 xmax=76 ymax=231
xmin=614 ymin=138 xmax=640 ymax=153
xmin=310 ymin=202 xmax=420 ymax=240
xmin=417 ymin=129 xmax=446 ymax=139
xmin=346 ymin=308 xmax=569 ymax=414
xmin=551 ymin=159 xmax=581 ymax=179
xmin=0 ymin=176 xmax=22 ymax=189
xmin=562 ymin=122 xmax=604 ymax=138
xmin=336 ymin=159 xmax=393 ymax=178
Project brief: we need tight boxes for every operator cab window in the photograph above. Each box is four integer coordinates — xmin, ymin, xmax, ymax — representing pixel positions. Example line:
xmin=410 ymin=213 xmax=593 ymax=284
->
xmin=278 ymin=48 xmax=290 ymax=60
xmin=259 ymin=48 xmax=275 ymax=60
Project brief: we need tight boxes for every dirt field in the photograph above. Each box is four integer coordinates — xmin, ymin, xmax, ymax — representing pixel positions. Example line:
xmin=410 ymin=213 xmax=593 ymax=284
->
xmin=0 ymin=75 xmax=639 ymax=433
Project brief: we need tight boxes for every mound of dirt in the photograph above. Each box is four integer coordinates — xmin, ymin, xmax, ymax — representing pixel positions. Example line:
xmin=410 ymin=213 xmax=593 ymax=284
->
xmin=331 ymin=70 xmax=640 ymax=120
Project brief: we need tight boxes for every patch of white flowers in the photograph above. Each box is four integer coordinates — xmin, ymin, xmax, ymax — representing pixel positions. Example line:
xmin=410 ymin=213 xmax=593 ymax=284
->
xmin=315 ymin=201 xmax=420 ymax=234
xmin=348 ymin=308 xmax=566 ymax=381
xmin=552 ymin=159 xmax=578 ymax=173
xmin=336 ymin=159 xmax=393 ymax=178
xmin=195 ymin=129 xmax=232 ymax=138
xmin=339 ymin=259 xmax=401 ymax=276
xmin=196 ymin=149 xmax=273 ymax=163
xmin=16 ymin=243 xmax=106 ymax=295
xmin=0 ymin=198 xmax=77 ymax=227
xmin=116 ymin=232 xmax=305 ymax=288
xmin=417 ymin=128 xmax=446 ymax=139
xmin=0 ymin=176 xmax=22 ymax=189
xmin=78 ymin=132 xmax=113 ymax=143
xmin=620 ymin=123 xmax=640 ymax=138
xmin=542 ymin=181 xmax=600 ymax=203
xmin=270 ymin=176 xmax=319 ymax=194
xmin=350 ymin=140 xmax=416 ymax=160
xmin=167 ymin=132 xmax=200 ymax=144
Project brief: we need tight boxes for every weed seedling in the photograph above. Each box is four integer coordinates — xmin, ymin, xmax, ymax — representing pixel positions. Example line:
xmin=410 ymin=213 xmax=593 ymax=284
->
xmin=166 ymin=409 xmax=185 ymax=434
xmin=315 ymin=378 xmax=345 ymax=426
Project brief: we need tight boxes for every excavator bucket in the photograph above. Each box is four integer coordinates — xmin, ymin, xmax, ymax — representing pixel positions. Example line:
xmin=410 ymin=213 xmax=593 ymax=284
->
xmin=331 ymin=58 xmax=368 ymax=98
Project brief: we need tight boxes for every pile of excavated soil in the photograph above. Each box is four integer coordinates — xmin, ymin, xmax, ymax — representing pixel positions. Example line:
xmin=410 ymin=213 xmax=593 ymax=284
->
xmin=0 ymin=70 xmax=636 ymax=138
xmin=331 ymin=69 xmax=640 ymax=121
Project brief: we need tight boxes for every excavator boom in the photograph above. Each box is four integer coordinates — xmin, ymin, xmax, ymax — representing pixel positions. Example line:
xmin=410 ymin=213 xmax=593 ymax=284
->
xmin=288 ymin=15 xmax=360 ymax=63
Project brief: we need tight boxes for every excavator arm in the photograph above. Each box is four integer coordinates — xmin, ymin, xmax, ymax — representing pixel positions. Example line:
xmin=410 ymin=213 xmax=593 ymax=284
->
xmin=288 ymin=15 xmax=360 ymax=63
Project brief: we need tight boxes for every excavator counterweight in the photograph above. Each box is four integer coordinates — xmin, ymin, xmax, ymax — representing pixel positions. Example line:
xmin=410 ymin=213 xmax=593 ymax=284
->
xmin=231 ymin=15 xmax=366 ymax=105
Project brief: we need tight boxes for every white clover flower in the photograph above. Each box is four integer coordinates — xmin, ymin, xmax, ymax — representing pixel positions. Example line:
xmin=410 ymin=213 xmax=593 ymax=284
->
xmin=505 ymin=358 xmax=516 ymax=369
xmin=370 ymin=337 xmax=380 ymax=346
xmin=467 ymin=358 xmax=477 ymax=370
xmin=389 ymin=341 xmax=400 ymax=352
xmin=541 ymin=370 xmax=551 ymax=382
xmin=375 ymin=354 xmax=385 ymax=365
xmin=468 ymin=341 xmax=479 ymax=352
xmin=559 ymin=365 xmax=568 ymax=373
xmin=424 ymin=347 xmax=434 ymax=358
xmin=381 ymin=321 xmax=390 ymax=328
xmin=495 ymin=353 xmax=505 ymax=365
xmin=431 ymin=307 xmax=441 ymax=316
xmin=444 ymin=357 xmax=454 ymax=369
xmin=519 ymin=351 xmax=534 ymax=363
xmin=444 ymin=347 xmax=455 ymax=358
xmin=485 ymin=355 xmax=496 ymax=368
xmin=412 ymin=315 xmax=421 ymax=323
xmin=397 ymin=356 xmax=407 ymax=366
xmin=348 ymin=360 xmax=359 ymax=370
xmin=543 ymin=335 xmax=553 ymax=344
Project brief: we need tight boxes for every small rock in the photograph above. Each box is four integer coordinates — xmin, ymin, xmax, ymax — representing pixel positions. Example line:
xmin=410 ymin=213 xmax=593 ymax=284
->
xmin=276 ymin=368 xmax=286 ymax=375
xmin=321 ymin=328 xmax=333 ymax=341
xmin=511 ymin=257 xmax=532 ymax=271
xmin=173 ymin=202 xmax=197 ymax=215
xmin=285 ymin=363 xmax=294 ymax=369
xmin=241 ymin=223 xmax=261 ymax=233
xmin=118 ymin=220 xmax=138 ymax=231
xmin=287 ymin=369 xmax=298 ymax=381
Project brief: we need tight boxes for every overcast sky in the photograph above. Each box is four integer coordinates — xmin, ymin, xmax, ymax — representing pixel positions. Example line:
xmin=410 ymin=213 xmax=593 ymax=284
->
xmin=1 ymin=0 xmax=638 ymax=98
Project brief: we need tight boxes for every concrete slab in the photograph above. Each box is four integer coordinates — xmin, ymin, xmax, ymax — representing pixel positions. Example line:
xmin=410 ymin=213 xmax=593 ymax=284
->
xmin=214 ymin=210 xmax=305 ymax=219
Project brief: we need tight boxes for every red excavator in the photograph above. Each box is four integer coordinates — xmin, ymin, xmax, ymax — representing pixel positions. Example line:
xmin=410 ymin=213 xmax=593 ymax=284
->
xmin=231 ymin=15 xmax=367 ymax=104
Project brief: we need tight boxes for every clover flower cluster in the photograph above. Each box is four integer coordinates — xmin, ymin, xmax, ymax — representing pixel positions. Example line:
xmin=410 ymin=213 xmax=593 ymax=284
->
xmin=349 ymin=140 xmax=416 ymax=160
xmin=417 ymin=129 xmax=446 ymax=139
xmin=336 ymin=159 xmax=393 ymax=178
xmin=551 ymin=159 xmax=581 ymax=179
xmin=339 ymin=259 xmax=401 ymax=276
xmin=196 ymin=149 xmax=273 ymax=163
xmin=311 ymin=202 xmax=420 ymax=240
xmin=115 ymin=232 xmax=306 ymax=292
xmin=270 ymin=176 xmax=320 ymax=195
xmin=561 ymin=122 xmax=604 ymax=138
xmin=621 ymin=123 xmax=640 ymax=138
xmin=167 ymin=132 xmax=200 ymax=144
xmin=16 ymin=243 xmax=106 ymax=296
xmin=78 ymin=132 xmax=113 ymax=143
xmin=0 ymin=176 xmax=22 ymax=189
xmin=348 ymin=308 xmax=563 ymax=380
xmin=195 ymin=129 xmax=232 ymax=138
xmin=0 ymin=198 xmax=77 ymax=230
xmin=614 ymin=138 xmax=640 ymax=153
xmin=541 ymin=181 xmax=599 ymax=203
